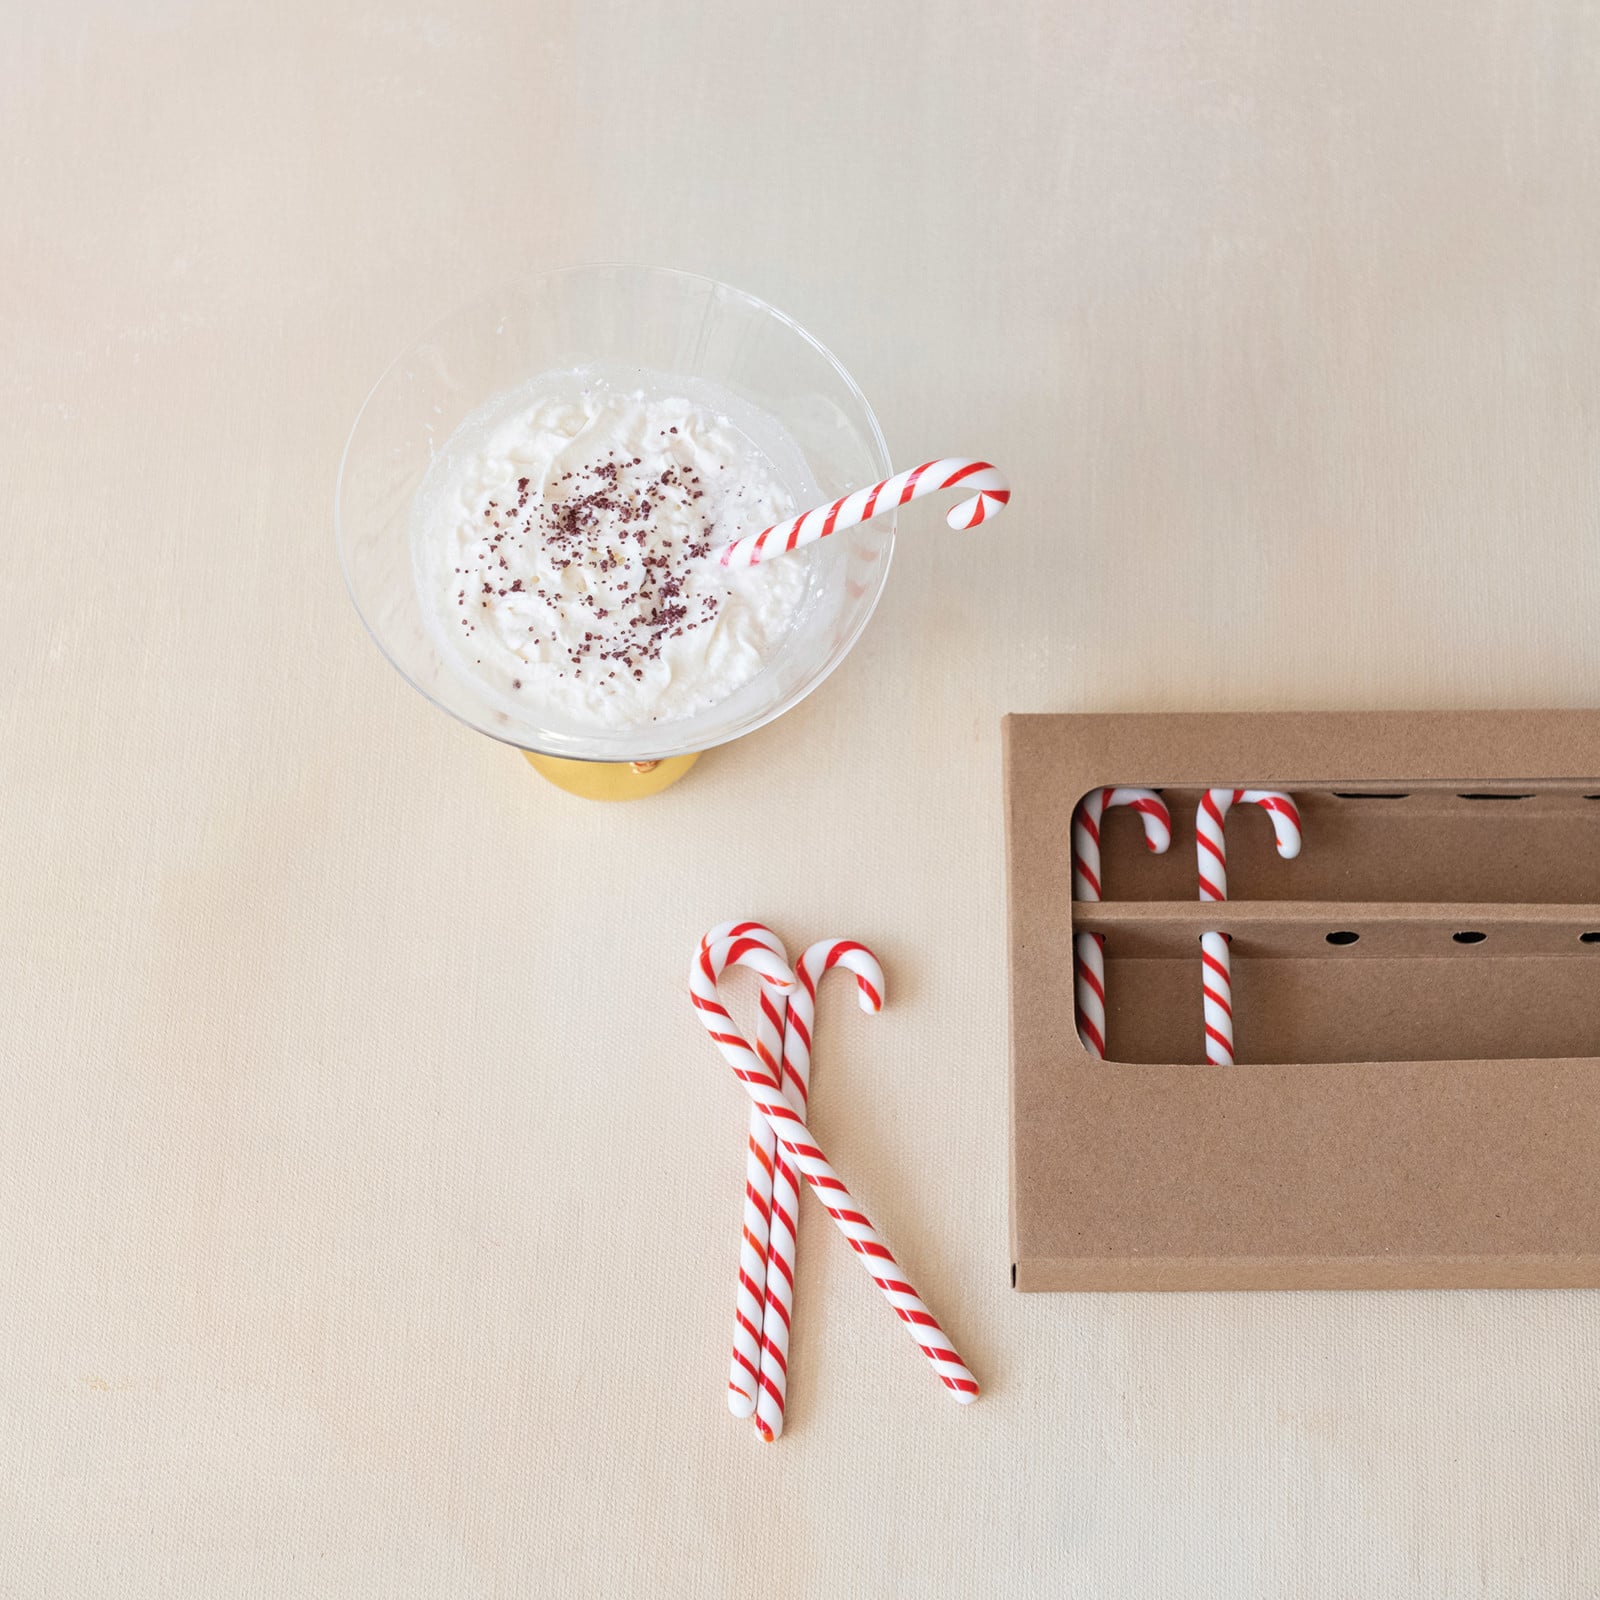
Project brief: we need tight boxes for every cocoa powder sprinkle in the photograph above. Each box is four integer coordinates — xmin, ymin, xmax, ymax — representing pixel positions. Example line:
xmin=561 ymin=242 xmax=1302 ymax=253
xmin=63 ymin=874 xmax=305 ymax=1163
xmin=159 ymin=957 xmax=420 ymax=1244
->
xmin=458 ymin=444 xmax=740 ymax=684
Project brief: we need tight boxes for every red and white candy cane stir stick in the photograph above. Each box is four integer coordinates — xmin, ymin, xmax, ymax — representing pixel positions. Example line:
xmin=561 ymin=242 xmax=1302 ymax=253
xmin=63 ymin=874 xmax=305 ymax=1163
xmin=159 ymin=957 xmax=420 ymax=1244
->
xmin=718 ymin=458 xmax=1011 ymax=568
xmin=691 ymin=931 xmax=978 ymax=1406
xmin=698 ymin=922 xmax=791 ymax=1418
xmin=756 ymin=939 xmax=884 ymax=1443
xmin=1071 ymin=788 xmax=1172 ymax=1059
xmin=1196 ymin=790 xmax=1303 ymax=1065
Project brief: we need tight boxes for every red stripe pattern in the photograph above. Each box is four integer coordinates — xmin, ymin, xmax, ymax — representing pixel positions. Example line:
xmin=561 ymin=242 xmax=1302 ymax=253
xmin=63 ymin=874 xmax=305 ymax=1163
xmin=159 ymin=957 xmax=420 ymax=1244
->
xmin=699 ymin=921 xmax=790 ymax=1416
xmin=1195 ymin=789 xmax=1303 ymax=1065
xmin=755 ymin=938 xmax=884 ymax=1442
xmin=718 ymin=457 xmax=1011 ymax=568
xmin=692 ymin=930 xmax=979 ymax=1415
xmin=1070 ymin=788 xmax=1172 ymax=1060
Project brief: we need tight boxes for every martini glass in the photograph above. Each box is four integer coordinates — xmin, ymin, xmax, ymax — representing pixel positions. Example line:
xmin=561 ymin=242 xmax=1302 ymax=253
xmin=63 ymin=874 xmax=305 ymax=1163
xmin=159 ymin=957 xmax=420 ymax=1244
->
xmin=336 ymin=265 xmax=894 ymax=799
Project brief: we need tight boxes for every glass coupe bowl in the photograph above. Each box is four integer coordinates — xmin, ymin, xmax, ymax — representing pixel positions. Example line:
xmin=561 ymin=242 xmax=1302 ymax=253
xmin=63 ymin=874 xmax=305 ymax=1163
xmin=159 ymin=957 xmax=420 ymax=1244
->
xmin=336 ymin=266 xmax=895 ymax=793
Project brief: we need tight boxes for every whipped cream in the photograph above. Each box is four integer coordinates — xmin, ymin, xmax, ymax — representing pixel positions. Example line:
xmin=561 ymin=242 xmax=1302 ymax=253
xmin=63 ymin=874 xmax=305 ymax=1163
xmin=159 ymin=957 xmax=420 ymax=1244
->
xmin=413 ymin=372 xmax=810 ymax=730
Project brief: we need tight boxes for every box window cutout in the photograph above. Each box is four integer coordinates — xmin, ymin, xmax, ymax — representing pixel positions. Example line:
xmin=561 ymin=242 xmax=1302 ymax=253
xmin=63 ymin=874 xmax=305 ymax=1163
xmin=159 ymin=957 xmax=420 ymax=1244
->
xmin=1062 ymin=783 xmax=1600 ymax=1063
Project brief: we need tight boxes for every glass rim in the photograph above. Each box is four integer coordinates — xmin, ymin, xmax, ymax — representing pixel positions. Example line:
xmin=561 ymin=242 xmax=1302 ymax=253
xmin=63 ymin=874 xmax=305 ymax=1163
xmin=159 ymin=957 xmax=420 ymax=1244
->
xmin=334 ymin=263 xmax=896 ymax=763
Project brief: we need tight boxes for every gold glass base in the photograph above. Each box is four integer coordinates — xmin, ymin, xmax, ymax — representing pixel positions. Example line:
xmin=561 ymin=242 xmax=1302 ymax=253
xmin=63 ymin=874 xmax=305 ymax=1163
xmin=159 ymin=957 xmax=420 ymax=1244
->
xmin=521 ymin=749 xmax=701 ymax=800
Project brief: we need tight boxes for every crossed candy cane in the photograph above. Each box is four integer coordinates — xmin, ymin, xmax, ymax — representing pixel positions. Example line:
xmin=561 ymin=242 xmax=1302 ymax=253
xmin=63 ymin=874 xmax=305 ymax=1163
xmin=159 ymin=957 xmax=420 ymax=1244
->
xmin=691 ymin=929 xmax=977 ymax=1419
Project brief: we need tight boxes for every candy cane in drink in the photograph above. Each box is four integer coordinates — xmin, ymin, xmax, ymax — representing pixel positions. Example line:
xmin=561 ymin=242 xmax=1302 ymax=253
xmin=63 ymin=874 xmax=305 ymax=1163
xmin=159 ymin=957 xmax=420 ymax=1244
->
xmin=1070 ymin=789 xmax=1172 ymax=1059
xmin=697 ymin=922 xmax=790 ymax=1418
xmin=691 ymin=932 xmax=977 ymax=1404
xmin=755 ymin=939 xmax=884 ymax=1443
xmin=1195 ymin=790 xmax=1303 ymax=1066
xmin=718 ymin=458 xmax=1010 ymax=568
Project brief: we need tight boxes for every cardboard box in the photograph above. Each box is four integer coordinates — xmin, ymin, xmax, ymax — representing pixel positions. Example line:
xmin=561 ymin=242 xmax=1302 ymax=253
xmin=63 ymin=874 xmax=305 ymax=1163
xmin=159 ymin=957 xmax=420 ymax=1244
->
xmin=1003 ymin=711 xmax=1600 ymax=1291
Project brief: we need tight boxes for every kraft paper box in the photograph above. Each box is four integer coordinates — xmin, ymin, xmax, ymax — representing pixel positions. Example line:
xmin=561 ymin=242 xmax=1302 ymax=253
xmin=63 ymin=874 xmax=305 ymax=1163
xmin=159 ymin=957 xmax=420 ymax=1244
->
xmin=1003 ymin=710 xmax=1600 ymax=1291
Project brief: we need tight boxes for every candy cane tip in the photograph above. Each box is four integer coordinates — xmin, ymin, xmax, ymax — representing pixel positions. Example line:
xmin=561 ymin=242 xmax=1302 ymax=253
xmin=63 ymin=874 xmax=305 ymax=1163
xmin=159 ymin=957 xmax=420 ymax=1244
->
xmin=945 ymin=492 xmax=1009 ymax=531
xmin=728 ymin=1387 xmax=756 ymax=1417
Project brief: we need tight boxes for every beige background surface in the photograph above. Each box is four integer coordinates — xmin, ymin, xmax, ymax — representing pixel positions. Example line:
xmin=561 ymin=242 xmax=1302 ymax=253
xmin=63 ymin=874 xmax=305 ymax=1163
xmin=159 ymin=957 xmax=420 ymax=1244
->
xmin=5 ymin=0 xmax=1600 ymax=1594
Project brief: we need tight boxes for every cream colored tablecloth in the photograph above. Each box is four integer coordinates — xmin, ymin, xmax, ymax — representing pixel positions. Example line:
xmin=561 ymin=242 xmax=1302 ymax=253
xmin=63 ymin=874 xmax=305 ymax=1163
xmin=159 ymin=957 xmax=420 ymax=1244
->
xmin=5 ymin=1 xmax=1600 ymax=1593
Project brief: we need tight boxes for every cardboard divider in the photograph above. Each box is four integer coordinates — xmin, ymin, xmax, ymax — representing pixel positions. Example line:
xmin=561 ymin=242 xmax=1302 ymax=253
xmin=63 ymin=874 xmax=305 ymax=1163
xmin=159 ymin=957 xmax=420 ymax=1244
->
xmin=1076 ymin=901 xmax=1600 ymax=959
xmin=1004 ymin=711 xmax=1600 ymax=1291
